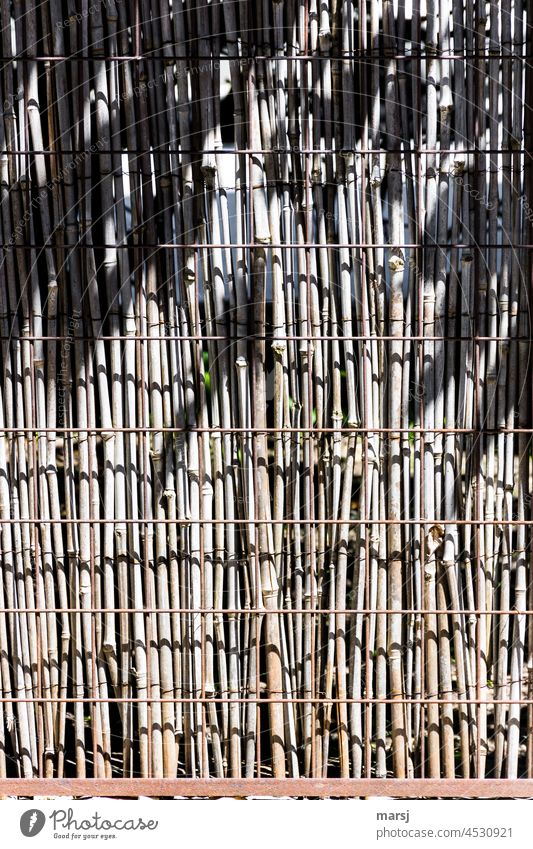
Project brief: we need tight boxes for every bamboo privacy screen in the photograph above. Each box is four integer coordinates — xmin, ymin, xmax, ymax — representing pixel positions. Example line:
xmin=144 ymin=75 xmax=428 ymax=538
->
xmin=0 ymin=0 xmax=532 ymax=790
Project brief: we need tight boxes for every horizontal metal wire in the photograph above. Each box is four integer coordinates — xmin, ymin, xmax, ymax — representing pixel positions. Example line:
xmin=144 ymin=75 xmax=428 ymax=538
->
xmin=0 ymin=607 xmax=529 ymax=615
xmin=0 ymin=697 xmax=528 ymax=705
xmin=0 ymin=518 xmax=530 ymax=525
xmin=1 ymin=426 xmax=532 ymax=434
xmin=0 ymin=52 xmax=529 ymax=60
xmin=3 ymin=241 xmax=532 ymax=248
xmin=0 ymin=335 xmax=529 ymax=342
xmin=1 ymin=147 xmax=531 ymax=155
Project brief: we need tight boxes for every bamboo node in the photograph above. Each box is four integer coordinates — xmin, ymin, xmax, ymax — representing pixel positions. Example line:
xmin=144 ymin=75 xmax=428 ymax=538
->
xmin=388 ymin=649 xmax=402 ymax=663
xmin=319 ymin=31 xmax=332 ymax=51
xmin=388 ymin=254 xmax=405 ymax=273
xmin=202 ymin=164 xmax=217 ymax=186
xmin=262 ymin=589 xmax=279 ymax=602
xmin=452 ymin=159 xmax=466 ymax=176
xmin=271 ymin=340 xmax=286 ymax=356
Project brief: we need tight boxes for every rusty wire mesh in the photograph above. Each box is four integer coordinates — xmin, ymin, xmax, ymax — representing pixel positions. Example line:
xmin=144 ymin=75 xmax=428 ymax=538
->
xmin=0 ymin=0 xmax=532 ymax=796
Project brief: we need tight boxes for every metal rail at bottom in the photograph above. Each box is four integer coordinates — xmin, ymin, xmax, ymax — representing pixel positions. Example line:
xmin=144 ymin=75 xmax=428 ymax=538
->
xmin=0 ymin=779 xmax=532 ymax=798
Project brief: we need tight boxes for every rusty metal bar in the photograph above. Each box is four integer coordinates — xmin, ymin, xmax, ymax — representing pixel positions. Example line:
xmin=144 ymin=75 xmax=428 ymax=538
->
xmin=0 ymin=146 xmax=530 ymax=155
xmin=6 ymin=425 xmax=533 ymax=434
xmin=0 ymin=334 xmax=531 ymax=342
xmin=0 ymin=517 xmax=529 ymax=525
xmin=0 ymin=778 xmax=532 ymax=798
xmin=1 ymin=696 xmax=531 ymax=706
xmin=0 ymin=51 xmax=529 ymax=60
xmin=0 ymin=607 xmax=530 ymax=615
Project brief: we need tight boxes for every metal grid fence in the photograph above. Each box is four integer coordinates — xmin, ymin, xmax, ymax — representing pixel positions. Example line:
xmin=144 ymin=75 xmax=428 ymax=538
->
xmin=0 ymin=0 xmax=532 ymax=797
